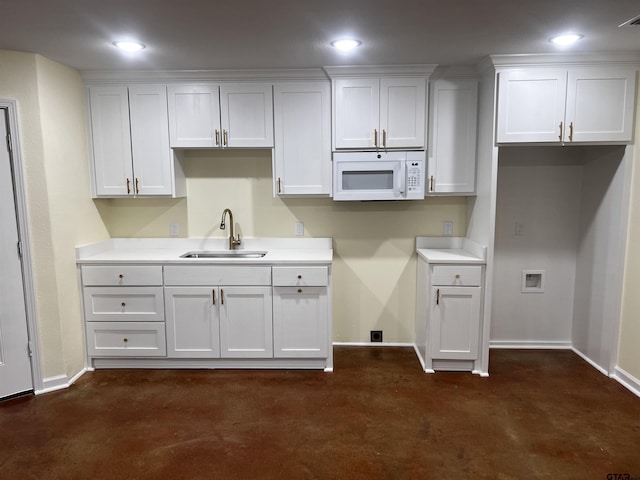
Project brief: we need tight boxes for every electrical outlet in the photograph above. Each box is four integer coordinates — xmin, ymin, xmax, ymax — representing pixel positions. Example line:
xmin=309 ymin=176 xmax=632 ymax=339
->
xmin=295 ymin=222 xmax=304 ymax=236
xmin=170 ymin=222 xmax=179 ymax=237
xmin=515 ymin=221 xmax=525 ymax=236
xmin=370 ymin=330 xmax=383 ymax=343
xmin=443 ymin=221 xmax=453 ymax=236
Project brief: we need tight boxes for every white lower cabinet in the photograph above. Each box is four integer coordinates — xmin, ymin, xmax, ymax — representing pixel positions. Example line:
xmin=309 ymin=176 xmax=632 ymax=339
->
xmin=415 ymin=259 xmax=485 ymax=372
xmin=82 ymin=261 xmax=332 ymax=369
xmin=82 ymin=265 xmax=167 ymax=357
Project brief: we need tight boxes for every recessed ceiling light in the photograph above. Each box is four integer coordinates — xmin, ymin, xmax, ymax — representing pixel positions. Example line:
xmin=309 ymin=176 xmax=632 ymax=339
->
xmin=330 ymin=39 xmax=362 ymax=51
xmin=549 ymin=33 xmax=583 ymax=46
xmin=113 ymin=41 xmax=146 ymax=52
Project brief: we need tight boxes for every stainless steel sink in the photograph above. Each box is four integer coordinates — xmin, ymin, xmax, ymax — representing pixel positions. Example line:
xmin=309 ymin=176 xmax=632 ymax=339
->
xmin=180 ymin=251 xmax=267 ymax=259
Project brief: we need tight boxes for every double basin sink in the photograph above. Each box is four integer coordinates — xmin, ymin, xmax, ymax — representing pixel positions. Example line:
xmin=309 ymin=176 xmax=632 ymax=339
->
xmin=180 ymin=251 xmax=267 ymax=259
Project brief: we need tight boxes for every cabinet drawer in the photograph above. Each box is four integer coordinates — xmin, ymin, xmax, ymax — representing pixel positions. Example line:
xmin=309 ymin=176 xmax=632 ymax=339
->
xmin=86 ymin=322 xmax=166 ymax=357
xmin=164 ymin=265 xmax=271 ymax=286
xmin=431 ymin=265 xmax=482 ymax=286
xmin=83 ymin=287 xmax=164 ymax=322
xmin=82 ymin=265 xmax=163 ymax=286
xmin=272 ymin=266 xmax=328 ymax=286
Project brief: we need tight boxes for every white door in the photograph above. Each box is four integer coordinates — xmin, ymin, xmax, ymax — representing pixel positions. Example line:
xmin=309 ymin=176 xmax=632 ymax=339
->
xmin=0 ymin=110 xmax=33 ymax=398
xmin=128 ymin=85 xmax=173 ymax=196
xmin=89 ymin=86 xmax=134 ymax=196
xmin=273 ymin=286 xmax=328 ymax=358
xmin=428 ymin=78 xmax=478 ymax=194
xmin=164 ymin=286 xmax=221 ymax=358
xmin=565 ymin=67 xmax=637 ymax=143
xmin=219 ymin=84 xmax=274 ymax=148
xmin=167 ymin=84 xmax=221 ymax=148
xmin=495 ymin=68 xmax=567 ymax=143
xmin=380 ymin=77 xmax=426 ymax=149
xmin=219 ymin=286 xmax=273 ymax=358
xmin=333 ymin=78 xmax=379 ymax=149
xmin=430 ymin=286 xmax=481 ymax=360
xmin=273 ymin=81 xmax=332 ymax=196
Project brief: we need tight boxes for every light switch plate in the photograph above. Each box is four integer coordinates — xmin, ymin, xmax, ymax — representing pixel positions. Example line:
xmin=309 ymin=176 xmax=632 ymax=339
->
xmin=443 ymin=221 xmax=453 ymax=236
xmin=295 ymin=222 xmax=304 ymax=236
xmin=170 ymin=222 xmax=179 ymax=237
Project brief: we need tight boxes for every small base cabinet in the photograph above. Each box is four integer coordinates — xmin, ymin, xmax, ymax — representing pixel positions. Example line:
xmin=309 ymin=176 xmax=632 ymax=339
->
xmin=415 ymin=258 xmax=485 ymax=373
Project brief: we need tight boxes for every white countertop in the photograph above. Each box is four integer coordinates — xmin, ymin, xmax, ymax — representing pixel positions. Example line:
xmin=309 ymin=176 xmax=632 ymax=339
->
xmin=416 ymin=236 xmax=486 ymax=265
xmin=76 ymin=238 xmax=333 ymax=265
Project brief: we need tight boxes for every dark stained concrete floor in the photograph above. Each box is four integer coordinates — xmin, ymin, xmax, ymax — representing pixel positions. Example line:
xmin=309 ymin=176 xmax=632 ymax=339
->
xmin=1 ymin=347 xmax=640 ymax=479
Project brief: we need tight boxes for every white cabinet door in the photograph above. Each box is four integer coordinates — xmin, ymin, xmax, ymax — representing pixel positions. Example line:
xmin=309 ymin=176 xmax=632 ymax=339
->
xmin=219 ymin=286 xmax=273 ymax=358
xmin=220 ymin=83 xmax=274 ymax=147
xmin=380 ymin=77 xmax=426 ymax=149
xmin=164 ymin=287 xmax=221 ymax=358
xmin=89 ymin=86 xmax=133 ymax=196
xmin=496 ymin=68 xmax=567 ymax=143
xmin=428 ymin=78 xmax=478 ymax=194
xmin=273 ymin=82 xmax=332 ymax=196
xmin=430 ymin=286 xmax=481 ymax=360
xmin=273 ymin=286 xmax=328 ymax=358
xmin=128 ymin=85 xmax=173 ymax=195
xmin=334 ymin=78 xmax=379 ymax=149
xmin=565 ymin=67 xmax=636 ymax=143
xmin=167 ymin=84 xmax=221 ymax=148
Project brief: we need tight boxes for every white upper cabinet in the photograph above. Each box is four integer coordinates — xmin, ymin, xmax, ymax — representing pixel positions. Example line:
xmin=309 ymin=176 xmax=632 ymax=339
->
xmin=496 ymin=66 xmax=637 ymax=144
xmin=380 ymin=78 xmax=426 ymax=149
xmin=273 ymin=81 xmax=332 ymax=196
xmin=333 ymin=76 xmax=426 ymax=150
xmin=89 ymin=85 xmax=181 ymax=197
xmin=220 ymin=84 xmax=274 ymax=147
xmin=427 ymin=78 xmax=478 ymax=195
xmin=167 ymin=84 xmax=221 ymax=148
xmin=565 ymin=68 xmax=636 ymax=143
xmin=89 ymin=86 xmax=133 ymax=196
xmin=168 ymin=83 xmax=274 ymax=148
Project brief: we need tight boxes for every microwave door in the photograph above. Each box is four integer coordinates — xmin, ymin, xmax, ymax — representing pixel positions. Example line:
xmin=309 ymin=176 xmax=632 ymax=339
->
xmin=335 ymin=161 xmax=401 ymax=200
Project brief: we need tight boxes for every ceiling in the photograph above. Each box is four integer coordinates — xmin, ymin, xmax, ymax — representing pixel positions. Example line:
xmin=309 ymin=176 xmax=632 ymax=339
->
xmin=0 ymin=0 xmax=638 ymax=72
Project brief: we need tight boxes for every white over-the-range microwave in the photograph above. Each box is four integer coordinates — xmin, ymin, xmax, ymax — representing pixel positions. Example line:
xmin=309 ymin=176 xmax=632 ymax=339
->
xmin=332 ymin=151 xmax=425 ymax=201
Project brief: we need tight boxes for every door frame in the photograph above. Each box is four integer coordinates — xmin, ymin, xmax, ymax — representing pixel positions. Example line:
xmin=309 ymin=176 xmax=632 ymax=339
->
xmin=1 ymin=99 xmax=42 ymax=393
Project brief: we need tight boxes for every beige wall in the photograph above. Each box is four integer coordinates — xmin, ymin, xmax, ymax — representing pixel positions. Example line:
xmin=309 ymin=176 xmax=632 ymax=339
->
xmin=0 ymin=50 xmax=109 ymax=380
xmin=96 ymin=149 xmax=468 ymax=342
xmin=619 ymin=97 xmax=640 ymax=380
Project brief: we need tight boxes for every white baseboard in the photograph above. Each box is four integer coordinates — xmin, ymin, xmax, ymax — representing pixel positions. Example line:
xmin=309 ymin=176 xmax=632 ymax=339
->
xmin=571 ymin=347 xmax=609 ymax=376
xmin=36 ymin=368 xmax=87 ymax=395
xmin=612 ymin=366 xmax=640 ymax=398
xmin=490 ymin=340 xmax=572 ymax=349
xmin=333 ymin=342 xmax=414 ymax=347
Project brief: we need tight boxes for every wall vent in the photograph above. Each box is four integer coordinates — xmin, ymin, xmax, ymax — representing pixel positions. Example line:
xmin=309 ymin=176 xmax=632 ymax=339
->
xmin=619 ymin=14 xmax=640 ymax=27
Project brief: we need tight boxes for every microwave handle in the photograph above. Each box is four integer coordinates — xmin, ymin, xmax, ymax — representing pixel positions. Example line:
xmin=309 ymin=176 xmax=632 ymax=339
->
xmin=398 ymin=161 xmax=406 ymax=195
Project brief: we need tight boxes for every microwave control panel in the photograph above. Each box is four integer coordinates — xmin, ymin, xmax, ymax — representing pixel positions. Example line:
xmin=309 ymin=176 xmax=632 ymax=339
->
xmin=406 ymin=161 xmax=423 ymax=192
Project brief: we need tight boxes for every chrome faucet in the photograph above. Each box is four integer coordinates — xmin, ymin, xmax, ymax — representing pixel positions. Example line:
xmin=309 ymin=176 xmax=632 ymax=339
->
xmin=220 ymin=208 xmax=241 ymax=250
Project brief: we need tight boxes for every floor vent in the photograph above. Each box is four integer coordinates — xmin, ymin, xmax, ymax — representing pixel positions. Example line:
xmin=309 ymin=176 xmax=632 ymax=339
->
xmin=619 ymin=14 xmax=640 ymax=27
